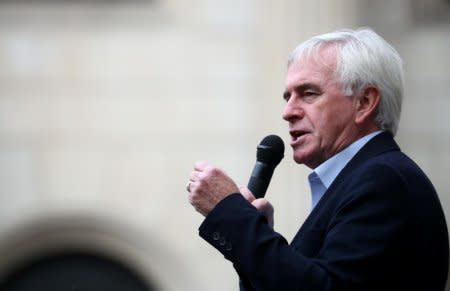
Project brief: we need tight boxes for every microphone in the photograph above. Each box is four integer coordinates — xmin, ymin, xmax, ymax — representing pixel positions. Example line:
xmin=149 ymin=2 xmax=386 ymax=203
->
xmin=247 ymin=135 xmax=285 ymax=199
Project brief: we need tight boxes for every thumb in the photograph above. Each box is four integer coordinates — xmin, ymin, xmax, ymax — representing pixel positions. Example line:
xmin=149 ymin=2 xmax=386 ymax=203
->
xmin=252 ymin=198 xmax=274 ymax=228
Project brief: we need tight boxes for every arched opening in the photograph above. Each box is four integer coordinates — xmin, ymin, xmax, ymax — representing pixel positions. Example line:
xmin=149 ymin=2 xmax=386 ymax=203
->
xmin=0 ymin=250 xmax=157 ymax=291
xmin=0 ymin=214 xmax=200 ymax=291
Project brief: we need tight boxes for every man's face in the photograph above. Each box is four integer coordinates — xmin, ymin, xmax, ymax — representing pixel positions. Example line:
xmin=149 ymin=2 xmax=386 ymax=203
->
xmin=282 ymin=47 xmax=359 ymax=169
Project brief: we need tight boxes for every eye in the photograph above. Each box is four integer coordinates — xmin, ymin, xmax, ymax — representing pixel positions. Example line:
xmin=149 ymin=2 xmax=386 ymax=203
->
xmin=301 ymin=90 xmax=320 ymax=102
xmin=304 ymin=91 xmax=317 ymax=96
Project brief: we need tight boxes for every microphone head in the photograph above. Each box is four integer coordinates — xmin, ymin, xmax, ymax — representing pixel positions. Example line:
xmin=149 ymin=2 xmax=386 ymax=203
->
xmin=256 ymin=134 xmax=285 ymax=166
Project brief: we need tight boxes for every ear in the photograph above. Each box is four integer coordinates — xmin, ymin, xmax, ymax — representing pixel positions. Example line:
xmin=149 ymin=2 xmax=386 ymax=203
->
xmin=354 ymin=86 xmax=380 ymax=125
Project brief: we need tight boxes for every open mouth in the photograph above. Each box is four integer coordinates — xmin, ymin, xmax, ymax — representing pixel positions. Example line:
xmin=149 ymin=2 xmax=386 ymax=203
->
xmin=290 ymin=130 xmax=308 ymax=142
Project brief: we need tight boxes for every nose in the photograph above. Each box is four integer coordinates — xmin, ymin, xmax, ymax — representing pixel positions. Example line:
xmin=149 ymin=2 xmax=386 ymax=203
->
xmin=282 ymin=97 xmax=304 ymax=122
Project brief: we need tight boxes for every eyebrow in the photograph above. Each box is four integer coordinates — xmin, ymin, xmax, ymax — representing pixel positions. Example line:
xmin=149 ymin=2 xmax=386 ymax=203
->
xmin=283 ymin=83 xmax=321 ymax=100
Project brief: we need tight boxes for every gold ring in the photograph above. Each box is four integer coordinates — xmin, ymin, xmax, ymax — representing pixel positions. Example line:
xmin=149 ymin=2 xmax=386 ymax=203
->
xmin=186 ymin=181 xmax=191 ymax=192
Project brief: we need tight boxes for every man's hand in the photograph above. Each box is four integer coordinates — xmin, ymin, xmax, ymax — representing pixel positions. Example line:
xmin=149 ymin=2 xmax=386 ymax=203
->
xmin=240 ymin=186 xmax=275 ymax=228
xmin=187 ymin=161 xmax=239 ymax=216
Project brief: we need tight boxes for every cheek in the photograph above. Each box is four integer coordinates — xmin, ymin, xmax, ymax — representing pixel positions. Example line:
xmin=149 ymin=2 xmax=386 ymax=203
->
xmin=316 ymin=100 xmax=354 ymax=130
xmin=308 ymin=109 xmax=341 ymax=146
xmin=308 ymin=109 xmax=329 ymax=138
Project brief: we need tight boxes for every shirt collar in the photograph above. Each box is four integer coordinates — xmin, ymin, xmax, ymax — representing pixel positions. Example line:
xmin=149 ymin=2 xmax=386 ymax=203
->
xmin=307 ymin=131 xmax=383 ymax=211
xmin=314 ymin=131 xmax=383 ymax=188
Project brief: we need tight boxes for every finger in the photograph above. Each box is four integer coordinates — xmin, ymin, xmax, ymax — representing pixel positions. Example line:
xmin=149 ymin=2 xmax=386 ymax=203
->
xmin=252 ymin=198 xmax=268 ymax=210
xmin=252 ymin=198 xmax=273 ymax=215
xmin=239 ymin=186 xmax=255 ymax=203
xmin=189 ymin=171 xmax=201 ymax=181
xmin=252 ymin=198 xmax=274 ymax=228
xmin=194 ymin=160 xmax=209 ymax=171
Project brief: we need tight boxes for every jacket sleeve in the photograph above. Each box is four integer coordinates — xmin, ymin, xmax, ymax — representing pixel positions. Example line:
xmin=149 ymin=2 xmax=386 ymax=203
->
xmin=198 ymin=193 xmax=330 ymax=291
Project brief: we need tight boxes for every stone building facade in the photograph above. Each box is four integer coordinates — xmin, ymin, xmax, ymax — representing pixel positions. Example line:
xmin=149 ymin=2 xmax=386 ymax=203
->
xmin=0 ymin=0 xmax=448 ymax=290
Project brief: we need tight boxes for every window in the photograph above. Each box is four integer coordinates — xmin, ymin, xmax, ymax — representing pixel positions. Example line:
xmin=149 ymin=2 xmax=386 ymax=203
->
xmin=411 ymin=0 xmax=450 ymax=25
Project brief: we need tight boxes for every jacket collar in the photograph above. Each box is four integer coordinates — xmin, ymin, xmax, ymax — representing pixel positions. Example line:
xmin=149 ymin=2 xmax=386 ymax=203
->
xmin=326 ymin=131 xmax=400 ymax=191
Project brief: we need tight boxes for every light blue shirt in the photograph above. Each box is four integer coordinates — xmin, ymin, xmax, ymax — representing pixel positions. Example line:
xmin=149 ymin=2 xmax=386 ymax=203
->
xmin=308 ymin=131 xmax=382 ymax=211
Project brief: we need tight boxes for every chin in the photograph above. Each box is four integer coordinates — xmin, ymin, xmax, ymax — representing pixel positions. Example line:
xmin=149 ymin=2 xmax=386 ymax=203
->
xmin=293 ymin=151 xmax=316 ymax=168
xmin=293 ymin=153 xmax=307 ymax=165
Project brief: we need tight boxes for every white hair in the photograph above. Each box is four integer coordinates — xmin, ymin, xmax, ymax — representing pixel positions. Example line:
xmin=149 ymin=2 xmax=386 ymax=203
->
xmin=288 ymin=27 xmax=404 ymax=136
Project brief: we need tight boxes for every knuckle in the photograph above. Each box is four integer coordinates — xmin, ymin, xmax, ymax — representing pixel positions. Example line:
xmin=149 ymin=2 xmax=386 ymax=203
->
xmin=197 ymin=175 xmax=208 ymax=185
xmin=208 ymin=167 xmax=222 ymax=176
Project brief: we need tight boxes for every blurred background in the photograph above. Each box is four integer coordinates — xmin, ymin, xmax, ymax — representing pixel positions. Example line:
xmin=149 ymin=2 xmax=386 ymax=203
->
xmin=0 ymin=0 xmax=449 ymax=290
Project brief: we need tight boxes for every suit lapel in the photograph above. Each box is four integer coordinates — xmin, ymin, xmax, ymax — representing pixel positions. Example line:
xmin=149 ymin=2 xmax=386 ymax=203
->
xmin=290 ymin=132 xmax=401 ymax=247
xmin=327 ymin=131 xmax=400 ymax=192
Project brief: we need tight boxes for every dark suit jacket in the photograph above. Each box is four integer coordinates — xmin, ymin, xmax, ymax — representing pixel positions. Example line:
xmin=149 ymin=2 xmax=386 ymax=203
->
xmin=199 ymin=132 xmax=449 ymax=291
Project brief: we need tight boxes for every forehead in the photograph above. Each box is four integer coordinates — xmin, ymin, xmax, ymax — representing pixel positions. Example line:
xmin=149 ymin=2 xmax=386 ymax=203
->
xmin=285 ymin=46 xmax=338 ymax=87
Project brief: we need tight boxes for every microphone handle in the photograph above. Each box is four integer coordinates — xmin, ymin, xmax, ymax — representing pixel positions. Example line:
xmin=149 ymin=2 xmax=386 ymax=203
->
xmin=247 ymin=161 xmax=275 ymax=199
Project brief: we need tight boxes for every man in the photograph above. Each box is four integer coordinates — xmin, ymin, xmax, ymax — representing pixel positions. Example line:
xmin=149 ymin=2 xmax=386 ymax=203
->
xmin=186 ymin=28 xmax=449 ymax=291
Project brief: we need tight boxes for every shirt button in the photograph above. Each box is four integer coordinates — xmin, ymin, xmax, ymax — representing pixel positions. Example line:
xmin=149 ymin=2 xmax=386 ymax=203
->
xmin=212 ymin=232 xmax=220 ymax=241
